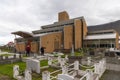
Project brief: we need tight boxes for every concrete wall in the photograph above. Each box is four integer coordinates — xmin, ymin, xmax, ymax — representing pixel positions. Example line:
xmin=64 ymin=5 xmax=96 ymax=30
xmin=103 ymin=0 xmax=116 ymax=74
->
xmin=41 ymin=32 xmax=62 ymax=53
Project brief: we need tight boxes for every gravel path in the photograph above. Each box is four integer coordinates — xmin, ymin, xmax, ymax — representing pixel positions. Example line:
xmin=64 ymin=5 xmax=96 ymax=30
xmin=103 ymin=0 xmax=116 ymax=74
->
xmin=101 ymin=70 xmax=120 ymax=80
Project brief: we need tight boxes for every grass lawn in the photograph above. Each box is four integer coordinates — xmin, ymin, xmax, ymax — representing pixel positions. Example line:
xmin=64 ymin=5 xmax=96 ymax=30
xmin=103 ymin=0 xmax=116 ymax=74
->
xmin=0 ymin=60 xmax=59 ymax=80
xmin=0 ymin=54 xmax=14 ymax=57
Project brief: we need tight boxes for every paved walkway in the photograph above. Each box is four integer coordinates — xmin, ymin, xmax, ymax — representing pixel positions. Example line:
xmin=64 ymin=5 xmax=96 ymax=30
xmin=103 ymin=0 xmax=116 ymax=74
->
xmin=101 ymin=70 xmax=120 ymax=80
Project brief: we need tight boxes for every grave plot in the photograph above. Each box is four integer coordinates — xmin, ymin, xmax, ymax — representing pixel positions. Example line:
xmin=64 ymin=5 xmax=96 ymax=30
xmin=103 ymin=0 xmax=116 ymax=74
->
xmin=0 ymin=51 xmax=107 ymax=80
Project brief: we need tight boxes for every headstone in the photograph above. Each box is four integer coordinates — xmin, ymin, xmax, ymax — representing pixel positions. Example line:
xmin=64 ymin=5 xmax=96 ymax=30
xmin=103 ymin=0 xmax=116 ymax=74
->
xmin=62 ymin=65 xmax=68 ymax=74
xmin=71 ymin=45 xmax=74 ymax=56
xmin=60 ymin=58 xmax=65 ymax=67
xmin=86 ymin=70 xmax=93 ymax=80
xmin=0 ymin=56 xmax=3 ymax=60
xmin=58 ymin=56 xmax=61 ymax=63
xmin=26 ymin=59 xmax=40 ymax=73
xmin=87 ymin=57 xmax=91 ymax=66
xmin=42 ymin=71 xmax=50 ymax=80
xmin=94 ymin=63 xmax=99 ymax=74
xmin=24 ymin=69 xmax=32 ymax=80
xmin=65 ymin=55 xmax=68 ymax=61
xmin=58 ymin=74 xmax=74 ymax=80
xmin=74 ymin=61 xmax=79 ymax=70
xmin=13 ymin=65 xmax=19 ymax=78
xmin=14 ymin=54 xmax=16 ymax=59
xmin=19 ymin=54 xmax=22 ymax=59
xmin=5 ymin=56 xmax=8 ymax=60
xmin=48 ymin=57 xmax=52 ymax=66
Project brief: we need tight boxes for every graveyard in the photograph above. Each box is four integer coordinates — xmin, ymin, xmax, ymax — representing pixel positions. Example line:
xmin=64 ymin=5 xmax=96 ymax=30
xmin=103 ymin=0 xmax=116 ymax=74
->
xmin=0 ymin=48 xmax=120 ymax=80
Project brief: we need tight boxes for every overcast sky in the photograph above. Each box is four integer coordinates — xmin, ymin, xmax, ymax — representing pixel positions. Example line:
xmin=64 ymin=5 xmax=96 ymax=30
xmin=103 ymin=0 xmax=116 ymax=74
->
xmin=0 ymin=0 xmax=120 ymax=44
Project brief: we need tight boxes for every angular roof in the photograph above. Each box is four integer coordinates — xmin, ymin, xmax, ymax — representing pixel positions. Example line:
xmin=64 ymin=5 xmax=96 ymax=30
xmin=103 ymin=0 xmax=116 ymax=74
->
xmin=88 ymin=20 xmax=120 ymax=34
xmin=11 ymin=31 xmax=33 ymax=38
xmin=41 ymin=17 xmax=84 ymax=29
xmin=32 ymin=26 xmax=63 ymax=34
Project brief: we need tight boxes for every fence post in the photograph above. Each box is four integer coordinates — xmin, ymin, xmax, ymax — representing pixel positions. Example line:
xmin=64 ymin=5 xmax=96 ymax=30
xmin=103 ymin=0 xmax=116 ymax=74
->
xmin=42 ymin=71 xmax=50 ymax=80
xmin=62 ymin=65 xmax=68 ymax=74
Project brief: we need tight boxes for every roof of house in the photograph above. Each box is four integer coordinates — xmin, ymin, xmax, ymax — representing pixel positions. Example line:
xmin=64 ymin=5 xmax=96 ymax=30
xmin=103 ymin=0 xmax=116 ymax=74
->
xmin=88 ymin=20 xmax=120 ymax=34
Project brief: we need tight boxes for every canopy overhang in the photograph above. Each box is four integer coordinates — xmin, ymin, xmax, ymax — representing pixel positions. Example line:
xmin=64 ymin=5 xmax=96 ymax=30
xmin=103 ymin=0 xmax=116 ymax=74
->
xmin=11 ymin=31 xmax=33 ymax=38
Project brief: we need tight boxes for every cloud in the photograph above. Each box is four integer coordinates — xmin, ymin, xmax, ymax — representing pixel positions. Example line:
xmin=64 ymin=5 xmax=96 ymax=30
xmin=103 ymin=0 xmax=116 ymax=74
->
xmin=0 ymin=0 xmax=120 ymax=44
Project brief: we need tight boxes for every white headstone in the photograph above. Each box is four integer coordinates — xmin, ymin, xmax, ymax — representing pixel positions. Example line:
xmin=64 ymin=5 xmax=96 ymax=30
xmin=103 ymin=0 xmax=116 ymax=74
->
xmin=60 ymin=58 xmax=65 ymax=67
xmin=65 ymin=55 xmax=68 ymax=61
xmin=86 ymin=70 xmax=93 ymax=80
xmin=74 ymin=61 xmax=79 ymax=70
xmin=58 ymin=56 xmax=61 ymax=63
xmin=58 ymin=74 xmax=74 ymax=80
xmin=87 ymin=57 xmax=91 ymax=66
xmin=13 ymin=65 xmax=19 ymax=78
xmin=42 ymin=71 xmax=50 ymax=80
xmin=26 ymin=59 xmax=40 ymax=73
xmin=62 ymin=65 xmax=68 ymax=74
xmin=48 ymin=58 xmax=52 ymax=66
xmin=25 ymin=69 xmax=32 ymax=80
xmin=71 ymin=45 xmax=74 ymax=56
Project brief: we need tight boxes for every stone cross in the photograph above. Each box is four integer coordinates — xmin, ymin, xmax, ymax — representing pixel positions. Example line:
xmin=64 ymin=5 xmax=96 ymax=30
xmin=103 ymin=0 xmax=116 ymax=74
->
xmin=24 ymin=69 xmax=32 ymax=80
xmin=13 ymin=65 xmax=19 ymax=79
xmin=42 ymin=71 xmax=50 ymax=80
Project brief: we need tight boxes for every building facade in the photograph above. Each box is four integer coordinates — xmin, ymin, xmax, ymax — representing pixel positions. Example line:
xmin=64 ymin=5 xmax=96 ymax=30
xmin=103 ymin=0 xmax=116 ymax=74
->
xmin=12 ymin=11 xmax=120 ymax=53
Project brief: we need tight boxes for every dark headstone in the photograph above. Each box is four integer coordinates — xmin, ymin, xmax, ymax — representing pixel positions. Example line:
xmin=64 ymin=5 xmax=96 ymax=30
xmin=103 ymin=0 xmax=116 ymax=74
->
xmin=5 ymin=56 xmax=8 ymax=59
xmin=0 ymin=56 xmax=3 ymax=60
xmin=105 ymin=52 xmax=109 ymax=56
xmin=14 ymin=54 xmax=16 ymax=59
xmin=68 ymin=56 xmax=82 ymax=63
xmin=89 ymin=51 xmax=95 ymax=55
xmin=109 ymin=52 xmax=115 ymax=57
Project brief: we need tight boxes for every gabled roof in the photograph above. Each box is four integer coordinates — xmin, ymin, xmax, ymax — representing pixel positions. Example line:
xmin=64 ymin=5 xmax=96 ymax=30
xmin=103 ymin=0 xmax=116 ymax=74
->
xmin=11 ymin=31 xmax=33 ymax=38
xmin=88 ymin=20 xmax=120 ymax=34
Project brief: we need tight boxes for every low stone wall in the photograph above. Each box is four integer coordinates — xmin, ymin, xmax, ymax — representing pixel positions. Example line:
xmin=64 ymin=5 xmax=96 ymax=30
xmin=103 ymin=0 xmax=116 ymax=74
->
xmin=0 ymin=54 xmax=22 ymax=64
xmin=106 ymin=63 xmax=120 ymax=71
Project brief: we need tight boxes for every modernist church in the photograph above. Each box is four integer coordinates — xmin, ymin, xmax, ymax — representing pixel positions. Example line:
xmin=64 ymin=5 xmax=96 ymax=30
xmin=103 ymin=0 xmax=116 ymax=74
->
xmin=12 ymin=11 xmax=120 ymax=53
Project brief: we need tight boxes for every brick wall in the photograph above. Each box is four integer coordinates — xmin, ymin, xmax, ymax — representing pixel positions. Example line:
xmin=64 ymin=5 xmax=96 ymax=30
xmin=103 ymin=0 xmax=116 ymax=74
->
xmin=41 ymin=32 xmax=62 ymax=53
xmin=63 ymin=25 xmax=73 ymax=49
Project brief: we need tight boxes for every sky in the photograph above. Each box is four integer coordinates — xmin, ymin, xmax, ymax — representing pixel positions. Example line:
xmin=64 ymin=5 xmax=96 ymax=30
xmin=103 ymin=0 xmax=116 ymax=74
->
xmin=0 ymin=0 xmax=120 ymax=45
